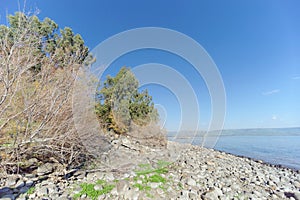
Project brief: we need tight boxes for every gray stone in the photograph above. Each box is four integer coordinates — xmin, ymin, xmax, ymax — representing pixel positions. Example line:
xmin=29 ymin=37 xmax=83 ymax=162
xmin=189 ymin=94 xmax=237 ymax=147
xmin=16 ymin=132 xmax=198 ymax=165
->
xmin=104 ymin=172 xmax=114 ymax=181
xmin=294 ymin=192 xmax=300 ymax=200
xmin=19 ymin=186 xmax=30 ymax=193
xmin=110 ymin=187 xmax=118 ymax=196
xmin=25 ymin=180 xmax=34 ymax=187
xmin=0 ymin=188 xmax=13 ymax=197
xmin=28 ymin=193 xmax=36 ymax=199
xmin=37 ymin=163 xmax=54 ymax=175
xmin=202 ymin=187 xmax=223 ymax=200
xmin=15 ymin=180 xmax=25 ymax=188
xmin=253 ymin=190 xmax=262 ymax=197
xmin=94 ymin=184 xmax=102 ymax=190
xmin=116 ymin=180 xmax=129 ymax=193
xmin=124 ymin=189 xmax=139 ymax=200
xmin=149 ymin=182 xmax=160 ymax=189
xmin=26 ymin=158 xmax=38 ymax=166
xmin=186 ymin=177 xmax=197 ymax=187
xmin=47 ymin=184 xmax=58 ymax=193
xmin=24 ymin=173 xmax=36 ymax=179
xmin=36 ymin=186 xmax=48 ymax=197
xmin=294 ymin=181 xmax=300 ymax=188
xmin=74 ymin=171 xmax=86 ymax=179
xmin=0 ymin=194 xmax=15 ymax=200
xmin=5 ymin=176 xmax=18 ymax=187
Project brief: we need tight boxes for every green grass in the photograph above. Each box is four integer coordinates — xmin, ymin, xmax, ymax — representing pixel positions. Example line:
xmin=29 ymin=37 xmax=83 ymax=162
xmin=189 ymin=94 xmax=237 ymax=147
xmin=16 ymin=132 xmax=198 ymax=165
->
xmin=26 ymin=187 xmax=35 ymax=195
xmin=73 ymin=160 xmax=172 ymax=199
xmin=133 ymin=183 xmax=151 ymax=191
xmin=148 ymin=174 xmax=166 ymax=183
xmin=73 ymin=179 xmax=115 ymax=200
xmin=135 ymin=160 xmax=170 ymax=176
xmin=132 ymin=160 xmax=172 ymax=199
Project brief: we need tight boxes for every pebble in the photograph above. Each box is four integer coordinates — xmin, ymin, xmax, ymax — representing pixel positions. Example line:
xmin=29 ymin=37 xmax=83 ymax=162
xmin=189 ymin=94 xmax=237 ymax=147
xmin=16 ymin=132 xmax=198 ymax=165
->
xmin=0 ymin=137 xmax=299 ymax=200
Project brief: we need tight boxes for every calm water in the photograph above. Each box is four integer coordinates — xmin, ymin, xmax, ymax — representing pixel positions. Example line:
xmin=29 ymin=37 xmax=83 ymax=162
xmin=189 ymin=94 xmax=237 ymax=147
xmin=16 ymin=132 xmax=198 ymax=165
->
xmin=168 ymin=128 xmax=300 ymax=170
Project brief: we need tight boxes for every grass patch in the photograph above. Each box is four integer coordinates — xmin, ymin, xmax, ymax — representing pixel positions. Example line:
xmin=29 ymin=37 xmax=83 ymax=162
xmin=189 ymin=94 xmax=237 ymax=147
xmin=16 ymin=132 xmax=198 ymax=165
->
xmin=26 ymin=187 xmax=35 ymax=194
xmin=148 ymin=174 xmax=166 ymax=183
xmin=132 ymin=160 xmax=172 ymax=198
xmin=73 ymin=179 xmax=115 ymax=200
xmin=135 ymin=160 xmax=170 ymax=176
xmin=73 ymin=160 xmax=172 ymax=199
xmin=133 ymin=183 xmax=151 ymax=191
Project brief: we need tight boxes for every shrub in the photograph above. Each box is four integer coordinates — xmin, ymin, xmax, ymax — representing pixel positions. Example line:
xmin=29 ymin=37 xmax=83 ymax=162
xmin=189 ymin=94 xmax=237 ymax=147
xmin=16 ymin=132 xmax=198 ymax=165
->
xmin=0 ymin=12 xmax=94 ymax=174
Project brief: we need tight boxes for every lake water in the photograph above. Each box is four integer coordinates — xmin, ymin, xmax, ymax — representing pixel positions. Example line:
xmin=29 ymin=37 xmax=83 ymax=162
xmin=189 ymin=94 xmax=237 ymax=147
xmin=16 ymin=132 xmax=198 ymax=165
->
xmin=167 ymin=128 xmax=300 ymax=170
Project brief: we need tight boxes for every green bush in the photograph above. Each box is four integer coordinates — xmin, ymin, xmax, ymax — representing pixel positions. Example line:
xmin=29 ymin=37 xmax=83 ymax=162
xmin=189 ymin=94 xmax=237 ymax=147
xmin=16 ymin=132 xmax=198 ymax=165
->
xmin=95 ymin=67 xmax=158 ymax=134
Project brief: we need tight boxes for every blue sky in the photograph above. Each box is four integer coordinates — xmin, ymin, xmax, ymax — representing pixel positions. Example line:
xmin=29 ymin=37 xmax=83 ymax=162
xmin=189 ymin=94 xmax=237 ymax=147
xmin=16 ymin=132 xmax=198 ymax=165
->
xmin=1 ymin=0 xmax=299 ymax=130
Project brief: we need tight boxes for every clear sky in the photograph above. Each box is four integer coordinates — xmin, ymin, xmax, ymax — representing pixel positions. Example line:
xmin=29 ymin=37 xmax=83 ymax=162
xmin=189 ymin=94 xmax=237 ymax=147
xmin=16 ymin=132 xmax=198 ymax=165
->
xmin=1 ymin=0 xmax=299 ymax=130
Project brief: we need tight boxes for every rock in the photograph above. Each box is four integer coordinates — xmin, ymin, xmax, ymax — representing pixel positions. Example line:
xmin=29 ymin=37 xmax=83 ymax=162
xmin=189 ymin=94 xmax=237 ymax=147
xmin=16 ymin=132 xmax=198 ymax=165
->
xmin=94 ymin=184 xmax=102 ymax=190
xmin=25 ymin=180 xmax=34 ymax=187
xmin=186 ymin=177 xmax=197 ymax=187
xmin=37 ymin=163 xmax=54 ymax=175
xmin=15 ymin=180 xmax=25 ymax=188
xmin=253 ymin=190 xmax=262 ymax=197
xmin=73 ymin=170 xmax=86 ymax=179
xmin=188 ymin=191 xmax=198 ymax=199
xmin=110 ymin=187 xmax=119 ymax=196
xmin=5 ymin=176 xmax=18 ymax=187
xmin=116 ymin=180 xmax=129 ymax=193
xmin=124 ymin=189 xmax=139 ymax=200
xmin=149 ymin=182 xmax=160 ymax=189
xmin=294 ymin=181 xmax=300 ymax=189
xmin=0 ymin=194 xmax=15 ymax=200
xmin=25 ymin=158 xmax=38 ymax=166
xmin=202 ymin=187 xmax=223 ymax=200
xmin=205 ymin=161 xmax=215 ymax=166
xmin=294 ymin=192 xmax=300 ymax=200
xmin=36 ymin=186 xmax=48 ymax=197
xmin=105 ymin=172 xmax=114 ymax=181
xmin=0 ymin=188 xmax=13 ymax=197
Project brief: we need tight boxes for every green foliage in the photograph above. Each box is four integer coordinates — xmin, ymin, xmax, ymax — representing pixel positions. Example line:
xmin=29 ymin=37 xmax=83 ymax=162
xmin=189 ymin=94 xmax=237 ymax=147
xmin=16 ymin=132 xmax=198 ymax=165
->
xmin=26 ymin=187 xmax=35 ymax=195
xmin=133 ymin=183 xmax=151 ymax=191
xmin=132 ymin=160 xmax=172 ymax=198
xmin=73 ymin=179 xmax=115 ymax=200
xmin=135 ymin=160 xmax=170 ymax=176
xmin=148 ymin=174 xmax=167 ymax=183
xmin=95 ymin=67 xmax=158 ymax=134
xmin=0 ymin=12 xmax=90 ymax=70
xmin=72 ymin=161 xmax=172 ymax=199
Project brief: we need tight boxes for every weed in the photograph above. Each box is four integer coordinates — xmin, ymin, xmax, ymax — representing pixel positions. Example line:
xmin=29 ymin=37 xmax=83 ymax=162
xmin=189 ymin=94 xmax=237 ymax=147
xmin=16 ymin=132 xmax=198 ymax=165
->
xmin=73 ymin=179 xmax=115 ymax=200
xmin=26 ymin=187 xmax=35 ymax=195
xmin=148 ymin=174 xmax=166 ymax=183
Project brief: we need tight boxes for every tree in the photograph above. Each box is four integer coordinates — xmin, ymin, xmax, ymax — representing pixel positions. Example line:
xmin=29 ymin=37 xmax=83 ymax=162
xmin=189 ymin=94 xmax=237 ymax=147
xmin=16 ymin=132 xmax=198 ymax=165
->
xmin=0 ymin=12 xmax=92 ymax=173
xmin=96 ymin=67 xmax=158 ymax=134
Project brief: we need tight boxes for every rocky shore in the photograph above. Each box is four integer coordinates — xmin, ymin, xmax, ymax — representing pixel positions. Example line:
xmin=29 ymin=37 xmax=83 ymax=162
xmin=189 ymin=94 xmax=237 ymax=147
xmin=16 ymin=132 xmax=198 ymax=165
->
xmin=1 ymin=136 xmax=300 ymax=200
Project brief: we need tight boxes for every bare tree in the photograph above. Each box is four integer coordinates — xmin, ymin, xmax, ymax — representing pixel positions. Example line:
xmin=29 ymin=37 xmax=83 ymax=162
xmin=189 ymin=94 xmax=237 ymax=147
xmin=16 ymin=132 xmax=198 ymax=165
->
xmin=0 ymin=12 xmax=93 ymax=174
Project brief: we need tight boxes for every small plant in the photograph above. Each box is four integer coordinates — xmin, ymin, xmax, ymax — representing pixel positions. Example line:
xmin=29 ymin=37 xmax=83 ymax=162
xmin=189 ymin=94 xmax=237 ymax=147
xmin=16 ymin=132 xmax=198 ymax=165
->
xmin=133 ymin=183 xmax=151 ymax=191
xmin=157 ymin=160 xmax=171 ymax=168
xmin=135 ymin=160 xmax=170 ymax=176
xmin=132 ymin=160 xmax=172 ymax=198
xmin=148 ymin=174 xmax=166 ymax=183
xmin=27 ymin=187 xmax=35 ymax=195
xmin=73 ymin=179 xmax=115 ymax=200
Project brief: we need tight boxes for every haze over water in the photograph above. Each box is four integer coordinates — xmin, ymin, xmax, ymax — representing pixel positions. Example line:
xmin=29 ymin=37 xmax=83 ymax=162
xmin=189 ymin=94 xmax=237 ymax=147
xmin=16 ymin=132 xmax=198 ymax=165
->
xmin=168 ymin=127 xmax=300 ymax=170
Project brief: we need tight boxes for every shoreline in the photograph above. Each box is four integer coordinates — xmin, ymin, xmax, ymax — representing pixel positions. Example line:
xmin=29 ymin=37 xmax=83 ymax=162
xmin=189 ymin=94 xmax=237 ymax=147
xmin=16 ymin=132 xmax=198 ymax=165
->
xmin=1 ymin=138 xmax=300 ymax=199
xmin=210 ymin=148 xmax=300 ymax=173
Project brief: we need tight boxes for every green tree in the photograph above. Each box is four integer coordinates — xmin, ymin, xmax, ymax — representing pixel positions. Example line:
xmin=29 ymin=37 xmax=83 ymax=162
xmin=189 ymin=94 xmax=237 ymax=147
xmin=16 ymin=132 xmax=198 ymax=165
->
xmin=96 ymin=67 xmax=158 ymax=134
xmin=0 ymin=12 xmax=89 ymax=70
